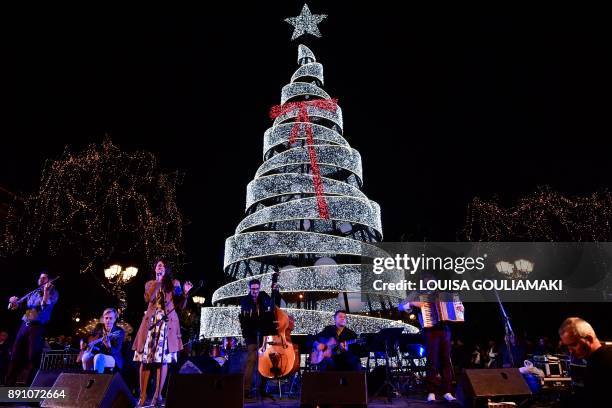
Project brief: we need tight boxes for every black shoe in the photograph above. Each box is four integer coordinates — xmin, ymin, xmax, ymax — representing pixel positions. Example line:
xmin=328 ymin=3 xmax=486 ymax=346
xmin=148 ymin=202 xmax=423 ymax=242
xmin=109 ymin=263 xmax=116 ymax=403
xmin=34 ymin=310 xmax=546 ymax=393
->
xmin=258 ymin=387 xmax=276 ymax=401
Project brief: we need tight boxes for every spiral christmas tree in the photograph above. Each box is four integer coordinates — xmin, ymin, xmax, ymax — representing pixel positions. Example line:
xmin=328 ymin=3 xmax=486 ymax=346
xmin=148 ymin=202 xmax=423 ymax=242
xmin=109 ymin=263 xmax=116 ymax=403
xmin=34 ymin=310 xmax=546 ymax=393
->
xmin=200 ymin=43 xmax=416 ymax=338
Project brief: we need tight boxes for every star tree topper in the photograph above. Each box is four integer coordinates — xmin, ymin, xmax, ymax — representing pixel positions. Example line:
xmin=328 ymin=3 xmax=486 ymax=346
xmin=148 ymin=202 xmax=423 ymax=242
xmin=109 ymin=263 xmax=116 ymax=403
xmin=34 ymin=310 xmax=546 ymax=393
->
xmin=285 ymin=4 xmax=327 ymax=40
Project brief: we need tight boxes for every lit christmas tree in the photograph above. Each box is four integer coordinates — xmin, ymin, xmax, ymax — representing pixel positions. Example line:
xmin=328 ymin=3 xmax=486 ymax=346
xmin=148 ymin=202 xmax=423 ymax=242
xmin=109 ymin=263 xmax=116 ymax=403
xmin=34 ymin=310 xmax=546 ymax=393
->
xmin=201 ymin=5 xmax=415 ymax=337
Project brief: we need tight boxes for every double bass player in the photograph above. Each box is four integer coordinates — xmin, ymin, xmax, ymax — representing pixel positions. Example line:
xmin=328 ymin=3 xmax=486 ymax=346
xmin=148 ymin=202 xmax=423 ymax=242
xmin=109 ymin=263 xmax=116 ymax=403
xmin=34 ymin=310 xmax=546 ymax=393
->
xmin=238 ymin=269 xmax=282 ymax=398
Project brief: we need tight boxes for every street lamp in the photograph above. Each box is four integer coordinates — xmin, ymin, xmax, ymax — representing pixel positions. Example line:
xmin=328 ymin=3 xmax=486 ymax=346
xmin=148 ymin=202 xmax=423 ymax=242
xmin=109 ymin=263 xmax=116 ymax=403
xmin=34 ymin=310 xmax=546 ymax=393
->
xmin=104 ymin=264 xmax=139 ymax=313
xmin=496 ymin=259 xmax=534 ymax=280
xmin=192 ymin=296 xmax=206 ymax=305
xmin=514 ymin=259 xmax=534 ymax=276
xmin=495 ymin=261 xmax=515 ymax=276
xmin=104 ymin=264 xmax=139 ymax=282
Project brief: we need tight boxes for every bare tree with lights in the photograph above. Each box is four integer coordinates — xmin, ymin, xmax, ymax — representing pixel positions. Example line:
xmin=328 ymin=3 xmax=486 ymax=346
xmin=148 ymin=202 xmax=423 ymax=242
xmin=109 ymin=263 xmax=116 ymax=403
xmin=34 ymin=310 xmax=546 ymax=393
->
xmin=465 ymin=187 xmax=612 ymax=242
xmin=0 ymin=138 xmax=186 ymax=287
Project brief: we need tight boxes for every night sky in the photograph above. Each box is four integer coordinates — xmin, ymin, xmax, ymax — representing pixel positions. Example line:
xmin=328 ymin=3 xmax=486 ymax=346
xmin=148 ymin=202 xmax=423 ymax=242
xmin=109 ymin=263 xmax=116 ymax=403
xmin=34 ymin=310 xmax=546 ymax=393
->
xmin=2 ymin=2 xmax=611 ymax=343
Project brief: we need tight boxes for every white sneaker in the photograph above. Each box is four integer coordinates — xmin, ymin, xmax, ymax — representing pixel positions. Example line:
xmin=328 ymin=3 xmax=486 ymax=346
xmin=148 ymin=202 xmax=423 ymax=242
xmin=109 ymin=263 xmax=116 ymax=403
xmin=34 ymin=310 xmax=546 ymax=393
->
xmin=443 ymin=392 xmax=457 ymax=401
xmin=427 ymin=393 xmax=436 ymax=402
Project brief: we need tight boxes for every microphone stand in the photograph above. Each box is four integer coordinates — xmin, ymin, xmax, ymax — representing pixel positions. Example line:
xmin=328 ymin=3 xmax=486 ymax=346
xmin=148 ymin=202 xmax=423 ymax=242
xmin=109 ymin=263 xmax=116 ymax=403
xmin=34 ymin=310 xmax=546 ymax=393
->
xmin=494 ymin=289 xmax=515 ymax=367
xmin=148 ymin=281 xmax=203 ymax=331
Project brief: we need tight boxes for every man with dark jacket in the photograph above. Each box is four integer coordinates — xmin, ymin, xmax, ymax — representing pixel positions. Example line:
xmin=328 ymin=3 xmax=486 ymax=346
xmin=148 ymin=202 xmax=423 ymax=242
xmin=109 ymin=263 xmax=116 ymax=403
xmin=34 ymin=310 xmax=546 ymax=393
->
xmin=239 ymin=276 xmax=281 ymax=397
xmin=80 ymin=308 xmax=125 ymax=373
xmin=312 ymin=310 xmax=361 ymax=371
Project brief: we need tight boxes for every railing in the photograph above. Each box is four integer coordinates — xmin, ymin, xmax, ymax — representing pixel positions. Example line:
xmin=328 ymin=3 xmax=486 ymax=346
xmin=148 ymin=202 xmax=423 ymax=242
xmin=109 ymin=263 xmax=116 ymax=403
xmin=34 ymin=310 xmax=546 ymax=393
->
xmin=39 ymin=349 xmax=81 ymax=370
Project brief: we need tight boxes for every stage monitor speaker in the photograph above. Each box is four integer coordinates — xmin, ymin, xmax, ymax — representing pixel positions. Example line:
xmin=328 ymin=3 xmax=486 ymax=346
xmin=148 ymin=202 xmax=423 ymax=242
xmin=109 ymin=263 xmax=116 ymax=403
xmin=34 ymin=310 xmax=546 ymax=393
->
xmin=165 ymin=373 xmax=243 ymax=408
xmin=40 ymin=372 xmax=134 ymax=408
xmin=458 ymin=368 xmax=532 ymax=408
xmin=31 ymin=368 xmax=80 ymax=388
xmin=178 ymin=356 xmax=222 ymax=374
xmin=300 ymin=371 xmax=367 ymax=407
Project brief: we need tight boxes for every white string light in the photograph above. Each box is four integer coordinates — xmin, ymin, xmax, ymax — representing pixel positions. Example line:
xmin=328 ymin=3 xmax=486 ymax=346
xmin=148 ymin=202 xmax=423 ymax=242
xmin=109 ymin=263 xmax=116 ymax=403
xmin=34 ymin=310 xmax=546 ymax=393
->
xmin=235 ymin=196 xmax=381 ymax=236
xmin=201 ymin=44 xmax=417 ymax=338
xmin=284 ymin=4 xmax=327 ymax=41
xmin=246 ymin=173 xmax=365 ymax=209
xmin=281 ymin=82 xmax=331 ymax=105
xmin=272 ymin=104 xmax=344 ymax=130
xmin=255 ymin=145 xmax=363 ymax=181
xmin=263 ymin=122 xmax=348 ymax=157
xmin=290 ymin=62 xmax=324 ymax=85
xmin=201 ymin=307 xmax=417 ymax=338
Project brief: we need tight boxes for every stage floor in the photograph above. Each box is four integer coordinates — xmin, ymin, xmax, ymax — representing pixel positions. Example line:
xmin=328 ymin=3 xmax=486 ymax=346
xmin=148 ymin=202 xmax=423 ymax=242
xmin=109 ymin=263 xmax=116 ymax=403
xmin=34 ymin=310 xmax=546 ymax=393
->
xmin=0 ymin=396 xmax=462 ymax=407
xmin=245 ymin=395 xmax=462 ymax=407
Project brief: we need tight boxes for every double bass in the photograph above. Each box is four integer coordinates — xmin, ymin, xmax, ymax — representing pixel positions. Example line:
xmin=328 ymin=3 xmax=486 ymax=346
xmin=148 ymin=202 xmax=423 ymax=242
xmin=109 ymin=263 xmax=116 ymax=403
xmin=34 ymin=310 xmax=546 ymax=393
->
xmin=257 ymin=270 xmax=299 ymax=379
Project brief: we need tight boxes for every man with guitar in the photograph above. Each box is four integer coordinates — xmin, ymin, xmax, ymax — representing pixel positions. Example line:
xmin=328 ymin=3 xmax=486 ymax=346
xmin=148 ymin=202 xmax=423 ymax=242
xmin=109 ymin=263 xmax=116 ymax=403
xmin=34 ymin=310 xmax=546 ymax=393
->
xmin=312 ymin=310 xmax=362 ymax=371
xmin=5 ymin=270 xmax=59 ymax=386
xmin=79 ymin=308 xmax=125 ymax=373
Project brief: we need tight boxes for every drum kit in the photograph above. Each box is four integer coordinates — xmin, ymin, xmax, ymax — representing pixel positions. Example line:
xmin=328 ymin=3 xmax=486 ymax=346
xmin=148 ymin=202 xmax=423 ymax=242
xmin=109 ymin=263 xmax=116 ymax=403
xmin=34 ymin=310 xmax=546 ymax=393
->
xmin=208 ymin=336 xmax=238 ymax=367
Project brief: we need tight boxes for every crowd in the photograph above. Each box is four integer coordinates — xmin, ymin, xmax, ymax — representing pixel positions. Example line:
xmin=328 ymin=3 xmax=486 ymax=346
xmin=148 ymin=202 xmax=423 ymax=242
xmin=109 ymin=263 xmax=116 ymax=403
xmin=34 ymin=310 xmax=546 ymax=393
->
xmin=451 ymin=334 xmax=564 ymax=372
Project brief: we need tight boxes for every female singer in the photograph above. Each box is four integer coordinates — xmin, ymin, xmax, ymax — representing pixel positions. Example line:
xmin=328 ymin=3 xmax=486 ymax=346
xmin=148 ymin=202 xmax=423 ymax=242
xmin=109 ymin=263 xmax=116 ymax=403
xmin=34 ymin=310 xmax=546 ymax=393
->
xmin=133 ymin=258 xmax=192 ymax=407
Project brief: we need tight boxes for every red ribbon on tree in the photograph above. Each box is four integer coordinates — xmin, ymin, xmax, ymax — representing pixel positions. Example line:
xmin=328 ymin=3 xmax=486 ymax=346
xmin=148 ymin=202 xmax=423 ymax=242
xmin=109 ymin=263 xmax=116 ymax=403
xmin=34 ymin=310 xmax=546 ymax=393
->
xmin=269 ymin=98 xmax=338 ymax=220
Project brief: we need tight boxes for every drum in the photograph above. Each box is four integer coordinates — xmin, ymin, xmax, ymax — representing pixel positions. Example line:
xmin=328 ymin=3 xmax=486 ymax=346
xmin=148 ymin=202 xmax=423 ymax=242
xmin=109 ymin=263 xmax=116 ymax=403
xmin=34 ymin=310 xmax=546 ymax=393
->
xmin=213 ymin=356 xmax=227 ymax=366
xmin=222 ymin=337 xmax=237 ymax=351
xmin=209 ymin=344 xmax=221 ymax=358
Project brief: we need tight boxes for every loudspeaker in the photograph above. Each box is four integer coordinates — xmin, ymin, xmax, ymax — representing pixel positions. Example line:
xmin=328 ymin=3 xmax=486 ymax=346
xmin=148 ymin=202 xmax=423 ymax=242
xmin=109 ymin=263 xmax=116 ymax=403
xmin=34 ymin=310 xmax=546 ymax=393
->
xmin=178 ymin=356 xmax=222 ymax=374
xmin=300 ymin=371 xmax=368 ymax=407
xmin=165 ymin=373 xmax=243 ymax=408
xmin=31 ymin=368 xmax=80 ymax=388
xmin=458 ymin=368 xmax=532 ymax=408
xmin=41 ymin=372 xmax=134 ymax=408
xmin=225 ymin=350 xmax=247 ymax=374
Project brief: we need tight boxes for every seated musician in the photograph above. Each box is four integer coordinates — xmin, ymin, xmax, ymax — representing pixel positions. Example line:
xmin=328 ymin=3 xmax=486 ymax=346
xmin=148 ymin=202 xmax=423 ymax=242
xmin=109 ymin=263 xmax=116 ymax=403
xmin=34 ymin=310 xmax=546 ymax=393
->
xmin=399 ymin=290 xmax=463 ymax=403
xmin=312 ymin=310 xmax=361 ymax=371
xmin=559 ymin=317 xmax=612 ymax=407
xmin=79 ymin=308 xmax=125 ymax=373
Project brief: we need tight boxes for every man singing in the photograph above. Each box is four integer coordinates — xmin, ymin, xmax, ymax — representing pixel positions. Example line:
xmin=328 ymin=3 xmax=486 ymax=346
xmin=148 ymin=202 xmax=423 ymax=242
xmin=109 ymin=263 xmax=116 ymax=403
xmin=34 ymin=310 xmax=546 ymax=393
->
xmin=6 ymin=270 xmax=59 ymax=385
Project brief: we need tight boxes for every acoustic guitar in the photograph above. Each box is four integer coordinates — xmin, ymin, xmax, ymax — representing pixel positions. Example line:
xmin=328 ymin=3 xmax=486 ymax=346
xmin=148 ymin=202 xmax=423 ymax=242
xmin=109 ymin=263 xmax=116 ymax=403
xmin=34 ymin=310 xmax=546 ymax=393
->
xmin=310 ymin=337 xmax=365 ymax=365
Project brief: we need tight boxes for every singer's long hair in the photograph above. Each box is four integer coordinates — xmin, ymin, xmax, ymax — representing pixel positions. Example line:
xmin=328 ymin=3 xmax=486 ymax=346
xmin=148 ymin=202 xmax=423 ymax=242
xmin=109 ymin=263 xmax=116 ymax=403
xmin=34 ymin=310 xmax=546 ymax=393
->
xmin=152 ymin=258 xmax=174 ymax=293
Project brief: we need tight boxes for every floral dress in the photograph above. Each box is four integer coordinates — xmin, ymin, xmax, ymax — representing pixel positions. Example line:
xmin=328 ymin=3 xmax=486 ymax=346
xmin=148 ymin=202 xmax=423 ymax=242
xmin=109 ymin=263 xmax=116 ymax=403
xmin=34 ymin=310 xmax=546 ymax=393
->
xmin=133 ymin=289 xmax=177 ymax=364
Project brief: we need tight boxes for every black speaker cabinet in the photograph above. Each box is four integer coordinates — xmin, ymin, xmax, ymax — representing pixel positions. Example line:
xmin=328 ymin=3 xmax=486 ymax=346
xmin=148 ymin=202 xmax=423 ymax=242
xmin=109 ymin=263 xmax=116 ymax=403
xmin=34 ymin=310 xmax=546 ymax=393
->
xmin=31 ymin=368 xmax=80 ymax=388
xmin=165 ymin=373 xmax=243 ymax=408
xmin=41 ymin=372 xmax=134 ymax=408
xmin=458 ymin=368 xmax=532 ymax=408
xmin=178 ymin=356 xmax=222 ymax=374
xmin=300 ymin=371 xmax=368 ymax=407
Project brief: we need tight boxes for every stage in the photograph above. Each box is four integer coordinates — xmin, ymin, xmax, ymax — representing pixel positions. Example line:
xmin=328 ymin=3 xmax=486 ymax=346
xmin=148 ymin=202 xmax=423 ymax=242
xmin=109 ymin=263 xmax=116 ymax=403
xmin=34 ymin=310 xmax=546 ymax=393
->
xmin=245 ymin=396 xmax=462 ymax=407
xmin=0 ymin=398 xmax=461 ymax=408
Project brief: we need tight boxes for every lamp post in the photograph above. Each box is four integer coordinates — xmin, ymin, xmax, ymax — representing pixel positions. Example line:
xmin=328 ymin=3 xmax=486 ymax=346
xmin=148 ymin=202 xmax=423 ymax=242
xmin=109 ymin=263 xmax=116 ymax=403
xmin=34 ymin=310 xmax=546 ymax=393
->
xmin=191 ymin=296 xmax=206 ymax=345
xmin=192 ymin=296 xmax=206 ymax=305
xmin=494 ymin=258 xmax=534 ymax=367
xmin=104 ymin=264 xmax=138 ymax=314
